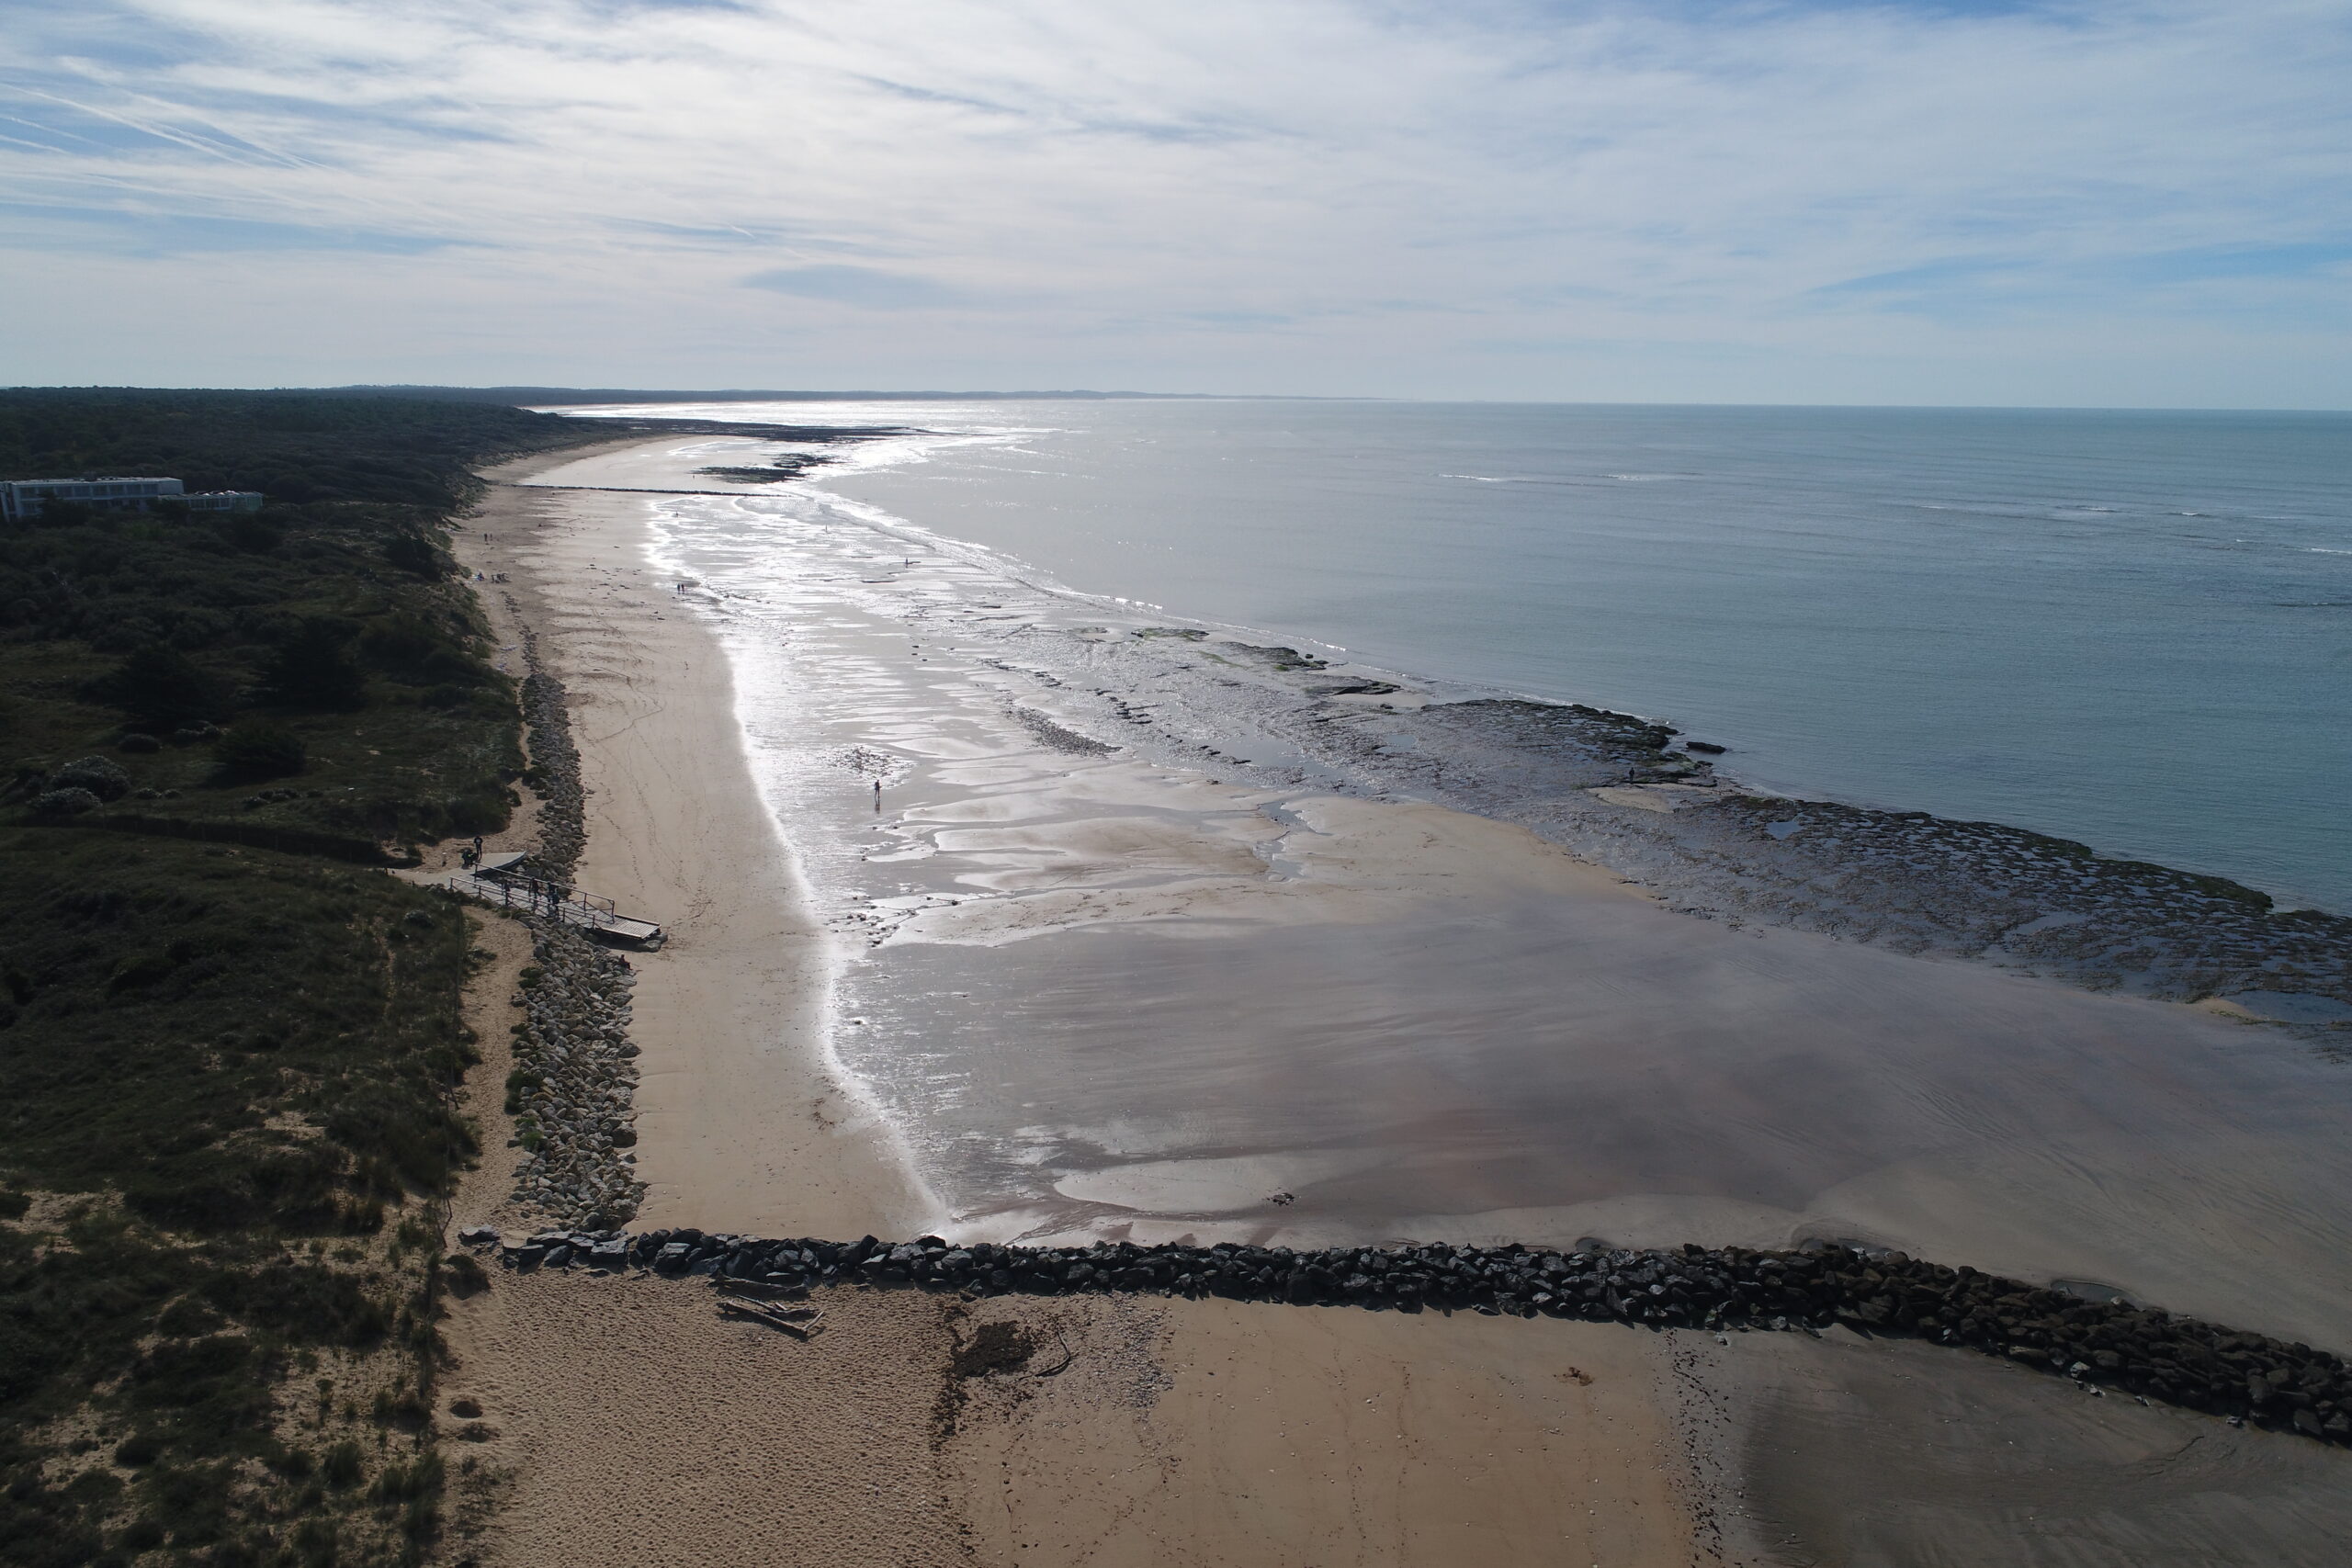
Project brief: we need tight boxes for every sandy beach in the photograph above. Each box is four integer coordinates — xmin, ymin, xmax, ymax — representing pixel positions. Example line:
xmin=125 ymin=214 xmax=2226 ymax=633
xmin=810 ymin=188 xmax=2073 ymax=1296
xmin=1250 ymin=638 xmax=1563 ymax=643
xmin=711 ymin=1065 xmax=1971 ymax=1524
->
xmin=433 ymin=436 xmax=2352 ymax=1567
xmin=458 ymin=450 xmax=931 ymax=1242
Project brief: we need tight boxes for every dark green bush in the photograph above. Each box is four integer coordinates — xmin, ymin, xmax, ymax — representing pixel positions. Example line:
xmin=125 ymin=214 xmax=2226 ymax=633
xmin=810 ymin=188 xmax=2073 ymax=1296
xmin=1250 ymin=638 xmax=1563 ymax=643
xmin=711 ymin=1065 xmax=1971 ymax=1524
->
xmin=368 ymin=1451 xmax=441 ymax=1504
xmin=260 ymin=621 xmax=366 ymax=712
xmin=441 ymin=1253 xmax=489 ymax=1298
xmin=51 ymin=756 xmax=130 ymax=801
xmin=29 ymin=787 xmax=98 ymax=816
xmin=206 ymin=1264 xmax=390 ymax=1348
xmin=212 ymin=724 xmax=307 ymax=782
xmin=117 ymin=1516 xmax=165 ymax=1552
xmin=0 ymin=389 xmax=608 ymax=1566
xmin=86 ymin=645 xmax=234 ymax=732
xmin=215 ymin=516 xmax=282 ymax=554
xmin=318 ymin=1441 xmax=364 ymax=1491
xmin=383 ymin=534 xmax=442 ymax=580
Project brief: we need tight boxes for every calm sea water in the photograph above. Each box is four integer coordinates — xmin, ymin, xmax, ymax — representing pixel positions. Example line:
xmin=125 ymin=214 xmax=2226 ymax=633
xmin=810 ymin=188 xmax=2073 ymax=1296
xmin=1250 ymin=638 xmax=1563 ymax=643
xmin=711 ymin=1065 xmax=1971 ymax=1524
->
xmin=587 ymin=400 xmax=2352 ymax=911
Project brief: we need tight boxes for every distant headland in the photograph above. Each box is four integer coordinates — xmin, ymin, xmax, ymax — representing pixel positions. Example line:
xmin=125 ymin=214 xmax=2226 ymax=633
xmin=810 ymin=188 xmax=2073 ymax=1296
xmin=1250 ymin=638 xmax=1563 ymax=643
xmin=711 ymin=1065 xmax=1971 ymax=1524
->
xmin=304 ymin=385 xmax=1254 ymax=405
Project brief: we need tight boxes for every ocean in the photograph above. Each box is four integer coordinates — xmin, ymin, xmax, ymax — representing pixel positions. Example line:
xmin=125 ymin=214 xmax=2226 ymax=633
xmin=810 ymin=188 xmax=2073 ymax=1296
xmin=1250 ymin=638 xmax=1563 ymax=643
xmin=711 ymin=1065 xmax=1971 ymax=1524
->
xmin=584 ymin=399 xmax=2352 ymax=913
xmin=519 ymin=400 xmax=2352 ymax=1265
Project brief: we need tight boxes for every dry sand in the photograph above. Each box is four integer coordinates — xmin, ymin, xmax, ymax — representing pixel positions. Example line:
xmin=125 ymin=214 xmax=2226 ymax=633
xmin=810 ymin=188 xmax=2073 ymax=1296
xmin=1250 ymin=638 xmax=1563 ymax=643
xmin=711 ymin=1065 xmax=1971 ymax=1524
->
xmin=459 ymin=455 xmax=931 ymax=1241
xmin=435 ymin=440 xmax=2352 ymax=1568
xmin=439 ymin=1276 xmax=1697 ymax=1568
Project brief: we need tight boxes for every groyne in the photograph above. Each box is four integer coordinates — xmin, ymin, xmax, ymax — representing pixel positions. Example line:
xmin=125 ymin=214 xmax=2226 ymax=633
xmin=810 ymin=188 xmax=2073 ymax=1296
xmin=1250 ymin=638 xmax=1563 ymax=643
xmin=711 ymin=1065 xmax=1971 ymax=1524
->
xmin=458 ymin=1225 xmax=2352 ymax=1449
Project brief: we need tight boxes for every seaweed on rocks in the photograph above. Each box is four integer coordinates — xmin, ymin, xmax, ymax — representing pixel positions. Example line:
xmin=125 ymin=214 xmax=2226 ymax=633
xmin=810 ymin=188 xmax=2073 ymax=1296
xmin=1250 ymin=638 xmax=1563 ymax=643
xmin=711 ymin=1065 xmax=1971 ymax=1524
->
xmin=471 ymin=1228 xmax=2352 ymax=1448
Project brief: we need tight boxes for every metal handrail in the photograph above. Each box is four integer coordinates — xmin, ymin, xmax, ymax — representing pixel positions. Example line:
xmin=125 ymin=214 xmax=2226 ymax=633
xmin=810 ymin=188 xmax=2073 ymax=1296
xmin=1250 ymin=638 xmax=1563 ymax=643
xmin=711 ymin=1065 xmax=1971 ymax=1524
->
xmin=453 ymin=870 xmax=623 ymax=928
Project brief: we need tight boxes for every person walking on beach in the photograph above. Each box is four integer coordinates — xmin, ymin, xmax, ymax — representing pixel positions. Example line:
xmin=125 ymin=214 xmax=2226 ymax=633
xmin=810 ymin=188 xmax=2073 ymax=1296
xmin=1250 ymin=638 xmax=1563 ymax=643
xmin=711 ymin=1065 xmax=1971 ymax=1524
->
xmin=873 ymin=779 xmax=883 ymax=812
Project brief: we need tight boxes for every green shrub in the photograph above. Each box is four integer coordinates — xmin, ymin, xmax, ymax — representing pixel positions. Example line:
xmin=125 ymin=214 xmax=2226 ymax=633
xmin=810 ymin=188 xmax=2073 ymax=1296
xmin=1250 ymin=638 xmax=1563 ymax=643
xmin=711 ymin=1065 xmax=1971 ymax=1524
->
xmin=114 ymin=1434 xmax=164 ymax=1467
xmin=86 ymin=645 xmax=234 ymax=731
xmin=291 ymin=1515 xmax=337 ymax=1566
xmin=213 ymin=724 xmax=307 ymax=782
xmin=260 ymin=621 xmax=367 ymax=712
xmin=30 ymin=786 xmax=99 ymax=816
xmin=441 ymin=1253 xmax=489 ymax=1297
xmin=383 ymin=534 xmax=443 ymax=580
xmin=368 ymin=1450 xmax=442 ymax=1504
xmin=216 ymin=516 xmax=283 ymax=553
xmin=319 ymin=1439 xmax=365 ymax=1491
xmin=0 ymin=389 xmax=613 ymax=1565
xmin=503 ymin=1066 xmax=543 ymax=1113
xmin=116 ymin=1517 xmax=165 ymax=1551
xmin=51 ymin=754 xmax=131 ymax=800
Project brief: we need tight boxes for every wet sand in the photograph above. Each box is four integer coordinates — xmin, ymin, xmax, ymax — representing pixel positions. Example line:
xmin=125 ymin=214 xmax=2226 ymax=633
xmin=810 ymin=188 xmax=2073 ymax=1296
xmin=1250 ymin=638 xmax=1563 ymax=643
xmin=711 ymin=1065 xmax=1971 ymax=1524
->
xmin=502 ymin=437 xmax=2352 ymax=1352
xmin=1700 ymin=1327 xmax=2352 ymax=1566
xmin=444 ymin=441 xmax=1713 ymax=1567
xmin=442 ymin=436 xmax=2352 ymax=1566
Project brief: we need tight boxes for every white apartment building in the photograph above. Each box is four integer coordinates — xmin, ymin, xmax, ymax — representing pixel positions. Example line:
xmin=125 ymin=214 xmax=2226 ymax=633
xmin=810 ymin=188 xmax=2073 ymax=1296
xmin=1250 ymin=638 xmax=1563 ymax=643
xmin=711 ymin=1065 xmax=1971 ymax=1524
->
xmin=0 ymin=477 xmax=267 ymax=522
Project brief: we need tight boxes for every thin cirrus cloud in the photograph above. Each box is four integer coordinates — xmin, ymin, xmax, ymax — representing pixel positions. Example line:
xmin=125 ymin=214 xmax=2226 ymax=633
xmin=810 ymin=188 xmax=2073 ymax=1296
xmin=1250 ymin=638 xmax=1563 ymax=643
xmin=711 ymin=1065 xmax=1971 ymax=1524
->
xmin=0 ymin=0 xmax=2345 ymax=404
xmin=741 ymin=265 xmax=966 ymax=309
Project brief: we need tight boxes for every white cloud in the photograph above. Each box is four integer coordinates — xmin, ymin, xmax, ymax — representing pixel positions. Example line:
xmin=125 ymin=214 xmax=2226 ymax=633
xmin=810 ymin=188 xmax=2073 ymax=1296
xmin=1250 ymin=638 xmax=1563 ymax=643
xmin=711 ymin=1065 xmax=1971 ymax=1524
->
xmin=0 ymin=0 xmax=2346 ymax=402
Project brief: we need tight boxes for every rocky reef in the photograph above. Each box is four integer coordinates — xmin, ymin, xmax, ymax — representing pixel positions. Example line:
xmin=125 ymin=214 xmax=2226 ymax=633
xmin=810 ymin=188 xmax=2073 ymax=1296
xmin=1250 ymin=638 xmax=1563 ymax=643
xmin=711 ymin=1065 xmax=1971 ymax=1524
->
xmin=1302 ymin=696 xmax=2352 ymax=1009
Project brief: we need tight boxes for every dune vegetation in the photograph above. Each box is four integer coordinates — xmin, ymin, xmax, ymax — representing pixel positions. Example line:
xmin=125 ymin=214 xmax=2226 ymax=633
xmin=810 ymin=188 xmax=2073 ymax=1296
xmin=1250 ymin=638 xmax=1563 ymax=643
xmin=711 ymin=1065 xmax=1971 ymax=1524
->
xmin=0 ymin=389 xmax=603 ymax=1568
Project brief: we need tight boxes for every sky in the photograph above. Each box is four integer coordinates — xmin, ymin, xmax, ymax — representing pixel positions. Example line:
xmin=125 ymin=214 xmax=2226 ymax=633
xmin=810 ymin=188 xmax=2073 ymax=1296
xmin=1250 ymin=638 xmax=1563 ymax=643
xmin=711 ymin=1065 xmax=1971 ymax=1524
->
xmin=2 ymin=0 xmax=2349 ymax=405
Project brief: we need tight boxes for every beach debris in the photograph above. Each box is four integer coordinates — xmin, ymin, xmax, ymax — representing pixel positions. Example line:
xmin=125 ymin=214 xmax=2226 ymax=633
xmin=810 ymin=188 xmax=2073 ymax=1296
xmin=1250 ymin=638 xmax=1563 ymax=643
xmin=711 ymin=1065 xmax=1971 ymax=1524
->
xmin=716 ymin=1292 xmax=826 ymax=1339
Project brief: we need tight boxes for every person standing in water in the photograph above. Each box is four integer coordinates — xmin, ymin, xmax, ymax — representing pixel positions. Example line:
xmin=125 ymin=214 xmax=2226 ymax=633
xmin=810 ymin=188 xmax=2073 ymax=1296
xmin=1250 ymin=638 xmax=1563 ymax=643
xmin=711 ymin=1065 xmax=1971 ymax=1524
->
xmin=873 ymin=780 xmax=883 ymax=811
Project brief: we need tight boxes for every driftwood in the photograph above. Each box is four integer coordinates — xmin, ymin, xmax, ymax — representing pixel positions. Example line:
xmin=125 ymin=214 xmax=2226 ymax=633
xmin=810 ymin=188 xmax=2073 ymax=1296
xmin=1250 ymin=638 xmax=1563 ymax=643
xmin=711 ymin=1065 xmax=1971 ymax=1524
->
xmin=717 ymin=1292 xmax=825 ymax=1339
xmin=710 ymin=1278 xmax=809 ymax=1302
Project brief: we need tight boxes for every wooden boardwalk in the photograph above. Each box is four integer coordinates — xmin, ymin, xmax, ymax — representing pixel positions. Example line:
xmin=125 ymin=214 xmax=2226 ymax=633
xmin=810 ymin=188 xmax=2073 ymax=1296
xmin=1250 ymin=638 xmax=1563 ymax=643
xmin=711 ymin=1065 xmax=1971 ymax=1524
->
xmin=435 ymin=866 xmax=663 ymax=946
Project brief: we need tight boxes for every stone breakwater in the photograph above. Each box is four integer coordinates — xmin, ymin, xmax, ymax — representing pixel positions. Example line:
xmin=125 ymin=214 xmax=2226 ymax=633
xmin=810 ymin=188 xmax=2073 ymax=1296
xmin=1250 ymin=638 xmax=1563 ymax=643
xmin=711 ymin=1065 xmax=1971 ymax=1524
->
xmin=503 ymin=923 xmax=647 ymax=1228
xmin=512 ymin=610 xmax=584 ymax=877
xmin=461 ymin=1227 xmax=2352 ymax=1449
